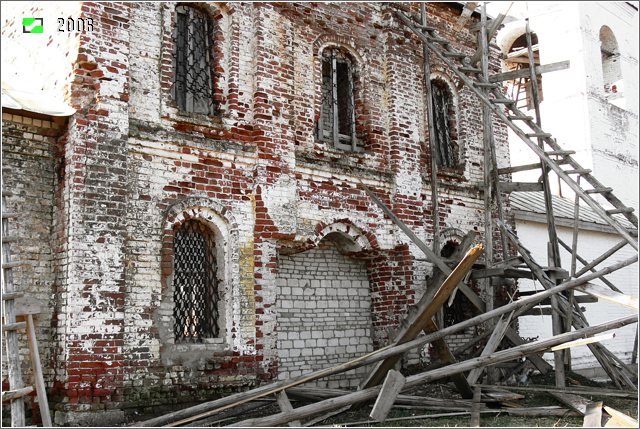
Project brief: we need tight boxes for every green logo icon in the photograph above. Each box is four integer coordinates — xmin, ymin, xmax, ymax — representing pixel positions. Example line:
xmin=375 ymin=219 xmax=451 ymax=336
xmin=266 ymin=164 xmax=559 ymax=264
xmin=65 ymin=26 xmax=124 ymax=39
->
xmin=23 ymin=17 xmax=43 ymax=33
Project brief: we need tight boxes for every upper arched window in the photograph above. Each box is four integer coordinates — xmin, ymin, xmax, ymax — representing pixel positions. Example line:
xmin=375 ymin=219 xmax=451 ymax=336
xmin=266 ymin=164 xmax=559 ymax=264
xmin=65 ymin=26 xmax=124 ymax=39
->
xmin=600 ymin=26 xmax=623 ymax=104
xmin=318 ymin=47 xmax=360 ymax=152
xmin=504 ymin=32 xmax=543 ymax=110
xmin=173 ymin=5 xmax=215 ymax=114
xmin=173 ymin=219 xmax=220 ymax=342
xmin=431 ymin=77 xmax=459 ymax=168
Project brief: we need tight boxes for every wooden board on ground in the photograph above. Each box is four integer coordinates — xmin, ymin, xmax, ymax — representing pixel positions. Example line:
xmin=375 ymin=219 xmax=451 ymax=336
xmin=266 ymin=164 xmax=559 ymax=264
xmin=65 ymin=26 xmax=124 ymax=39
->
xmin=603 ymin=406 xmax=639 ymax=428
xmin=549 ymin=391 xmax=593 ymax=415
xmin=583 ymin=401 xmax=603 ymax=428
xmin=370 ymin=370 xmax=406 ymax=422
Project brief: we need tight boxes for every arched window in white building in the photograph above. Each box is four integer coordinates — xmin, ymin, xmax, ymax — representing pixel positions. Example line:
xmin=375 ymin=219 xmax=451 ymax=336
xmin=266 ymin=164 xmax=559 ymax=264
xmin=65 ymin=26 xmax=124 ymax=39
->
xmin=505 ymin=32 xmax=543 ymax=111
xmin=599 ymin=26 xmax=624 ymax=106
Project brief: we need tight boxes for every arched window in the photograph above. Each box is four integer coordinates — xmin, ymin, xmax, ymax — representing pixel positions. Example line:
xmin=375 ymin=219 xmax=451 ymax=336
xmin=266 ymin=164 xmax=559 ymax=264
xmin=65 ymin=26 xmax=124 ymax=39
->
xmin=173 ymin=219 xmax=220 ymax=342
xmin=505 ymin=33 xmax=542 ymax=110
xmin=600 ymin=26 xmax=623 ymax=103
xmin=431 ymin=77 xmax=458 ymax=168
xmin=173 ymin=5 xmax=215 ymax=114
xmin=318 ymin=47 xmax=359 ymax=151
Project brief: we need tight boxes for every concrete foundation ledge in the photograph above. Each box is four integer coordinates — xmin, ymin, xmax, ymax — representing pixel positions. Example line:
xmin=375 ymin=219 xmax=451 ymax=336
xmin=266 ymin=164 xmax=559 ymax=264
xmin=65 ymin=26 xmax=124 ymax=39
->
xmin=54 ymin=409 xmax=125 ymax=427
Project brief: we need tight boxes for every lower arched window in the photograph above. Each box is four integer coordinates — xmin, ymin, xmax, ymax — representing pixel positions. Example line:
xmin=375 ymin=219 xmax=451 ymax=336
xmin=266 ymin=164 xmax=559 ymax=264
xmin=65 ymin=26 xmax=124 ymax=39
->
xmin=173 ymin=219 xmax=220 ymax=342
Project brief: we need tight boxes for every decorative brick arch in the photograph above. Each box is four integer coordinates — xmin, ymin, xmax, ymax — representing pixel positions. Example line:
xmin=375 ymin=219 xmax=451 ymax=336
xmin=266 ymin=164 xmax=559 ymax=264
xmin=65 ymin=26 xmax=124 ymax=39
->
xmin=313 ymin=219 xmax=379 ymax=254
xmin=158 ymin=198 xmax=241 ymax=361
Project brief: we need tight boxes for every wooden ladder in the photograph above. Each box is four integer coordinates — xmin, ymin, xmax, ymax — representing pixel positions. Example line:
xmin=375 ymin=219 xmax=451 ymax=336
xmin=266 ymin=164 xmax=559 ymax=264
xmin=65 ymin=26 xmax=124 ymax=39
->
xmin=394 ymin=10 xmax=638 ymax=251
xmin=2 ymin=191 xmax=52 ymax=427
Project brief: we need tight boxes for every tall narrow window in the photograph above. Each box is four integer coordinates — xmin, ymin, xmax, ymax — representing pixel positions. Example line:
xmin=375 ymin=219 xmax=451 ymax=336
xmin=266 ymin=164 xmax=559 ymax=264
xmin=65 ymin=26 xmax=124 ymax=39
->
xmin=600 ymin=26 xmax=623 ymax=106
xmin=173 ymin=219 xmax=219 ymax=342
xmin=431 ymin=78 xmax=458 ymax=168
xmin=319 ymin=48 xmax=359 ymax=151
xmin=173 ymin=5 xmax=214 ymax=114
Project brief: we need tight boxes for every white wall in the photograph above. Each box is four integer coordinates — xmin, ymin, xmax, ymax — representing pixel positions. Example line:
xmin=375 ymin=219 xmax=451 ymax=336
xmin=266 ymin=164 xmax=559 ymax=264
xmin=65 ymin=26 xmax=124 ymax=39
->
xmin=516 ymin=219 xmax=638 ymax=369
xmin=1 ymin=2 xmax=82 ymax=99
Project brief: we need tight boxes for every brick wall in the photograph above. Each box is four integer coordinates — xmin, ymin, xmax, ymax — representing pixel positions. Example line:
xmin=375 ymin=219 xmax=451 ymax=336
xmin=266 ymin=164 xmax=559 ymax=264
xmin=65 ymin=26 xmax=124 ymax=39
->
xmin=1 ymin=113 xmax=61 ymax=425
xmin=2 ymin=2 xmax=511 ymax=424
xmin=276 ymin=241 xmax=374 ymax=388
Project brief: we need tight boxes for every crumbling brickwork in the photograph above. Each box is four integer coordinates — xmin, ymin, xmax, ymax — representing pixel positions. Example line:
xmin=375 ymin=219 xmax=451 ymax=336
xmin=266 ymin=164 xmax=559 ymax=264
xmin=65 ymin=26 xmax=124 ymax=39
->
xmin=2 ymin=2 xmax=510 ymax=425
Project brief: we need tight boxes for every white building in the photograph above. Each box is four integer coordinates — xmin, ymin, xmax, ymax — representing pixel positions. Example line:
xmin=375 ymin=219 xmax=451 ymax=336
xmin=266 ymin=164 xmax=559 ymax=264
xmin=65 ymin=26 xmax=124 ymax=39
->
xmin=489 ymin=1 xmax=639 ymax=371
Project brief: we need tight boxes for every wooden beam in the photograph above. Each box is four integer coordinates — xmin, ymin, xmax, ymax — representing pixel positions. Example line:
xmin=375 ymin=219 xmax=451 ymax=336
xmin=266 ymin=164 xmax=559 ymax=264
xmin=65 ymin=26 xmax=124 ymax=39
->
xmin=603 ymin=406 xmax=639 ymax=427
xmin=549 ymin=392 xmax=593 ymax=416
xmin=551 ymin=333 xmax=615 ymax=351
xmin=497 ymin=162 xmax=542 ymax=174
xmin=499 ymin=181 xmax=544 ymax=192
xmin=488 ymin=60 xmax=570 ymax=82
xmin=575 ymin=283 xmax=638 ymax=310
xmin=369 ymin=370 xmax=406 ymax=422
xmin=470 ymin=387 xmax=481 ymax=427
xmin=1 ymin=386 xmax=34 ymax=402
xmin=26 ymin=314 xmax=52 ymax=427
xmin=519 ymin=305 xmax=586 ymax=317
xmin=472 ymin=384 xmax=639 ymax=399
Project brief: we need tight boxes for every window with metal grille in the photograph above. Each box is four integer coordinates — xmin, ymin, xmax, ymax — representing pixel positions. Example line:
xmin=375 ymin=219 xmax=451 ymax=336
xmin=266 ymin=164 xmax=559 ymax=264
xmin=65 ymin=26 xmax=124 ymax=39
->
xmin=173 ymin=219 xmax=219 ymax=342
xmin=431 ymin=78 xmax=458 ymax=168
xmin=318 ymin=48 xmax=360 ymax=151
xmin=173 ymin=5 xmax=215 ymax=115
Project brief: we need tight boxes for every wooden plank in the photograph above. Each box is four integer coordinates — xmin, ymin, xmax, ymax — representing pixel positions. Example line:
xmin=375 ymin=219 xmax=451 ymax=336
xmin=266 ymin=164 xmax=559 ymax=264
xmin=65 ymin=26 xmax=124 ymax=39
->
xmin=370 ymin=370 xmax=406 ymax=422
xmin=603 ymin=406 xmax=639 ymax=428
xmin=519 ymin=305 xmax=586 ymax=317
xmin=488 ymin=60 xmax=570 ymax=82
xmin=506 ymin=406 xmax=579 ymax=417
xmin=499 ymin=181 xmax=544 ymax=192
xmin=276 ymin=391 xmax=301 ymax=427
xmin=497 ymin=162 xmax=542 ymax=174
xmin=551 ymin=332 xmax=615 ymax=351
xmin=472 ymin=384 xmax=638 ymax=399
xmin=549 ymin=392 xmax=592 ymax=415
xmin=229 ymin=315 xmax=637 ymax=427
xmin=2 ymin=321 xmax=27 ymax=331
xmin=1 ymin=291 xmax=24 ymax=300
xmin=575 ymin=283 xmax=638 ymax=310
xmin=360 ymin=243 xmax=484 ymax=390
xmin=470 ymin=387 xmax=481 ymax=427
xmin=1 ymin=386 xmax=34 ymax=402
xmin=583 ymin=401 xmax=603 ymax=428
